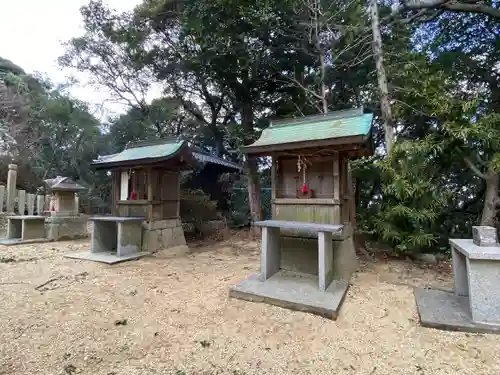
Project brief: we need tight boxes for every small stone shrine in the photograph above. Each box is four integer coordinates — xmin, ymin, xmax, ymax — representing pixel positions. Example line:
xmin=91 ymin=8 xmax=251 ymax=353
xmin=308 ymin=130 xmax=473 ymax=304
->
xmin=44 ymin=176 xmax=88 ymax=240
xmin=415 ymin=225 xmax=500 ymax=333
xmin=230 ymin=108 xmax=373 ymax=319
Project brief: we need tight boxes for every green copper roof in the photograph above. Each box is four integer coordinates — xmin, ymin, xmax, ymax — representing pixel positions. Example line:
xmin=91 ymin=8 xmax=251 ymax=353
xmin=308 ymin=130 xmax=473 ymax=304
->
xmin=244 ymin=108 xmax=373 ymax=152
xmin=92 ymin=137 xmax=242 ymax=171
xmin=93 ymin=138 xmax=186 ymax=167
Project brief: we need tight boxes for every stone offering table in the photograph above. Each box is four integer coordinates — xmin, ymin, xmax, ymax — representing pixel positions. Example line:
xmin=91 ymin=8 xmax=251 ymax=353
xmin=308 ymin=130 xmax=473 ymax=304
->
xmin=0 ymin=216 xmax=49 ymax=246
xmin=415 ymin=226 xmax=500 ymax=334
xmin=230 ymin=220 xmax=357 ymax=319
xmin=65 ymin=216 xmax=147 ymax=264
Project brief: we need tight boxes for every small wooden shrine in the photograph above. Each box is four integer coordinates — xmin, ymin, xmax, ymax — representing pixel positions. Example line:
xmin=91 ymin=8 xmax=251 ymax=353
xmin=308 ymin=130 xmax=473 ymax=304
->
xmin=66 ymin=137 xmax=241 ymax=264
xmin=230 ymin=108 xmax=373 ymax=319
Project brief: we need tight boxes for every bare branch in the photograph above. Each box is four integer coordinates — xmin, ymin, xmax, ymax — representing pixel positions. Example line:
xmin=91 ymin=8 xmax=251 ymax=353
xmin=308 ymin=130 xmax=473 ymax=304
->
xmin=393 ymin=0 xmax=500 ymax=19
xmin=464 ymin=156 xmax=486 ymax=180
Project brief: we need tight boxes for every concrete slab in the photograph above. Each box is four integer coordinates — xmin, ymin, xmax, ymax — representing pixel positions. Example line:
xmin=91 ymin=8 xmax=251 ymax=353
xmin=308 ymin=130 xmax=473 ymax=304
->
xmin=88 ymin=216 xmax=144 ymax=222
xmin=0 ymin=238 xmax=50 ymax=246
xmin=450 ymin=238 xmax=500 ymax=260
xmin=254 ymin=220 xmax=344 ymax=234
xmin=65 ymin=251 xmax=150 ymax=264
xmin=414 ymin=288 xmax=500 ymax=334
xmin=229 ymin=270 xmax=349 ymax=320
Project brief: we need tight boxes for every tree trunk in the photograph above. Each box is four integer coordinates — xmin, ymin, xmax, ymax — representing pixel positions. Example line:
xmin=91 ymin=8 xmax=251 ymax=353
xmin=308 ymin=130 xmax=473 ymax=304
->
xmin=370 ymin=0 xmax=394 ymax=154
xmin=247 ymin=156 xmax=262 ymax=222
xmin=319 ymin=54 xmax=328 ymax=114
xmin=481 ymin=169 xmax=499 ymax=226
xmin=240 ymin=96 xmax=262 ymax=229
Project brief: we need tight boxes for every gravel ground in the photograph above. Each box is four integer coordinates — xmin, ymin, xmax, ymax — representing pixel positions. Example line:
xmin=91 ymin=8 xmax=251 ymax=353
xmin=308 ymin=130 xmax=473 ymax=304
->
xmin=0 ymin=233 xmax=499 ymax=375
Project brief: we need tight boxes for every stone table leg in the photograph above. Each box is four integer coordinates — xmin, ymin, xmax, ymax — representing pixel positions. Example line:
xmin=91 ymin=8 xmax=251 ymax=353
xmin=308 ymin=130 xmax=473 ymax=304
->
xmin=117 ymin=221 xmax=143 ymax=257
xmin=467 ymin=259 xmax=500 ymax=325
xmin=259 ymin=227 xmax=281 ymax=281
xmin=22 ymin=220 xmax=46 ymax=240
xmin=318 ymin=231 xmax=334 ymax=292
xmin=451 ymin=244 xmax=469 ymax=297
xmin=7 ymin=219 xmax=22 ymax=239
xmin=91 ymin=221 xmax=117 ymax=253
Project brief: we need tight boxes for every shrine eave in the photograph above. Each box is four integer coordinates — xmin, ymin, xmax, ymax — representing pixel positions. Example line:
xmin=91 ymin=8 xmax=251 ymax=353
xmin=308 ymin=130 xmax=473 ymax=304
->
xmin=243 ymin=108 xmax=373 ymax=156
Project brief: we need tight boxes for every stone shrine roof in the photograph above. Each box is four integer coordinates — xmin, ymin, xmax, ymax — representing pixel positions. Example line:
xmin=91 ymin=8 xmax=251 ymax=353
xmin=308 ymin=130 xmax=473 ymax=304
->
xmin=44 ymin=176 xmax=86 ymax=192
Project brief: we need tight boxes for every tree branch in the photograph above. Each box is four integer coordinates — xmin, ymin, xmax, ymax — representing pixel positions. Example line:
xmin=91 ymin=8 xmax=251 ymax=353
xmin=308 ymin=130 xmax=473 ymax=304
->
xmin=464 ymin=156 xmax=486 ymax=180
xmin=394 ymin=0 xmax=500 ymax=19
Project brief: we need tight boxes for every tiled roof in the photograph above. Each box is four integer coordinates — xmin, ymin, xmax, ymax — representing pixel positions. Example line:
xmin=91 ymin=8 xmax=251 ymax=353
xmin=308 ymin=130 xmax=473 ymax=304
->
xmin=93 ymin=137 xmax=241 ymax=171
xmin=93 ymin=138 xmax=185 ymax=167
xmin=244 ymin=108 xmax=373 ymax=152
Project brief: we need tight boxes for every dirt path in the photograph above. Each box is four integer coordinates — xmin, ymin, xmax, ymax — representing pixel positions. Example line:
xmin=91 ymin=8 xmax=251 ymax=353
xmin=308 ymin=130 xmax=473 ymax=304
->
xmin=0 ymin=234 xmax=499 ymax=375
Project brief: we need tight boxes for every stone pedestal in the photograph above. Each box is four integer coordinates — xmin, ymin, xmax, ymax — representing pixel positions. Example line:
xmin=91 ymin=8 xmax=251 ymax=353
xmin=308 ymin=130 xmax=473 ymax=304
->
xmin=142 ymin=218 xmax=187 ymax=253
xmin=415 ymin=226 xmax=500 ymax=334
xmin=0 ymin=216 xmax=49 ymax=246
xmin=65 ymin=216 xmax=148 ymax=264
xmin=45 ymin=216 xmax=88 ymax=241
xmin=231 ymin=220 xmax=355 ymax=320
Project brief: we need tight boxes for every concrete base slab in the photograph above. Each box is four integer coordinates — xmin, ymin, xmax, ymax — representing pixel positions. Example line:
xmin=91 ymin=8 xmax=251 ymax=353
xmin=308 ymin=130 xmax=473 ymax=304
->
xmin=229 ymin=270 xmax=349 ymax=320
xmin=0 ymin=238 xmax=50 ymax=246
xmin=414 ymin=288 xmax=500 ymax=334
xmin=65 ymin=251 xmax=150 ymax=264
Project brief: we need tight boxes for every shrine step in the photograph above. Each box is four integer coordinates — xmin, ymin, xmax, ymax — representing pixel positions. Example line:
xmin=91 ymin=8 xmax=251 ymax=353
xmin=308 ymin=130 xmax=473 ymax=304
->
xmin=65 ymin=250 xmax=150 ymax=264
xmin=229 ymin=270 xmax=349 ymax=320
xmin=414 ymin=288 xmax=500 ymax=334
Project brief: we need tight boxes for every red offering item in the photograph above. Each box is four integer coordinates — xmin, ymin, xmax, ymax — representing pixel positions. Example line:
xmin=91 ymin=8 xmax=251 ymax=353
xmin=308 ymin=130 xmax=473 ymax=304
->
xmin=130 ymin=192 xmax=137 ymax=200
xmin=301 ymin=183 xmax=308 ymax=193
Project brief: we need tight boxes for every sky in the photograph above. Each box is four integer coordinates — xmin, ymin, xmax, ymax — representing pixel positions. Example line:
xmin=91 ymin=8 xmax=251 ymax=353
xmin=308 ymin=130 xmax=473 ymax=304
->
xmin=0 ymin=0 xmax=143 ymax=119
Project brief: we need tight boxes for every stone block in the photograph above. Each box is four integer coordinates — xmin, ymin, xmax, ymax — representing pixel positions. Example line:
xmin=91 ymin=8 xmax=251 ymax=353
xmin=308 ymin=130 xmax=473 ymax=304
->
xmin=171 ymin=226 xmax=187 ymax=247
xmin=142 ymin=224 xmax=186 ymax=252
xmin=467 ymin=259 xmax=500 ymax=325
xmin=26 ymin=194 xmax=35 ymax=216
xmin=22 ymin=219 xmax=46 ymax=240
xmin=332 ymin=236 xmax=358 ymax=281
xmin=117 ymin=221 xmax=143 ymax=256
xmin=143 ymin=219 xmax=181 ymax=231
xmin=0 ymin=185 xmax=4 ymax=213
xmin=161 ymin=228 xmax=174 ymax=247
xmin=318 ymin=231 xmax=333 ymax=291
xmin=142 ymin=229 xmax=161 ymax=252
xmin=472 ymin=226 xmax=498 ymax=247
xmin=260 ymin=227 xmax=281 ymax=281
xmin=45 ymin=216 xmax=88 ymax=241
xmin=17 ymin=190 xmax=26 ymax=215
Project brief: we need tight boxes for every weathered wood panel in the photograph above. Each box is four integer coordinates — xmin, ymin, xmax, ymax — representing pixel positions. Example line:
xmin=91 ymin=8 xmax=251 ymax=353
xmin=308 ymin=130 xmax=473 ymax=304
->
xmin=277 ymin=158 xmax=335 ymax=198
xmin=117 ymin=202 xmax=149 ymax=218
xmin=273 ymin=202 xmax=341 ymax=238
xmin=111 ymin=167 xmax=181 ymax=220
xmin=273 ymin=203 xmax=340 ymax=223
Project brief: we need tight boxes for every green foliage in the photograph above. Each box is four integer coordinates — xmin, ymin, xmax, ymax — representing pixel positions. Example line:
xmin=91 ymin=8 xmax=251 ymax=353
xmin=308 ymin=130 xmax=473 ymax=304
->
xmin=370 ymin=138 xmax=452 ymax=254
xmin=180 ymin=188 xmax=219 ymax=225
xmin=39 ymin=0 xmax=499 ymax=251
